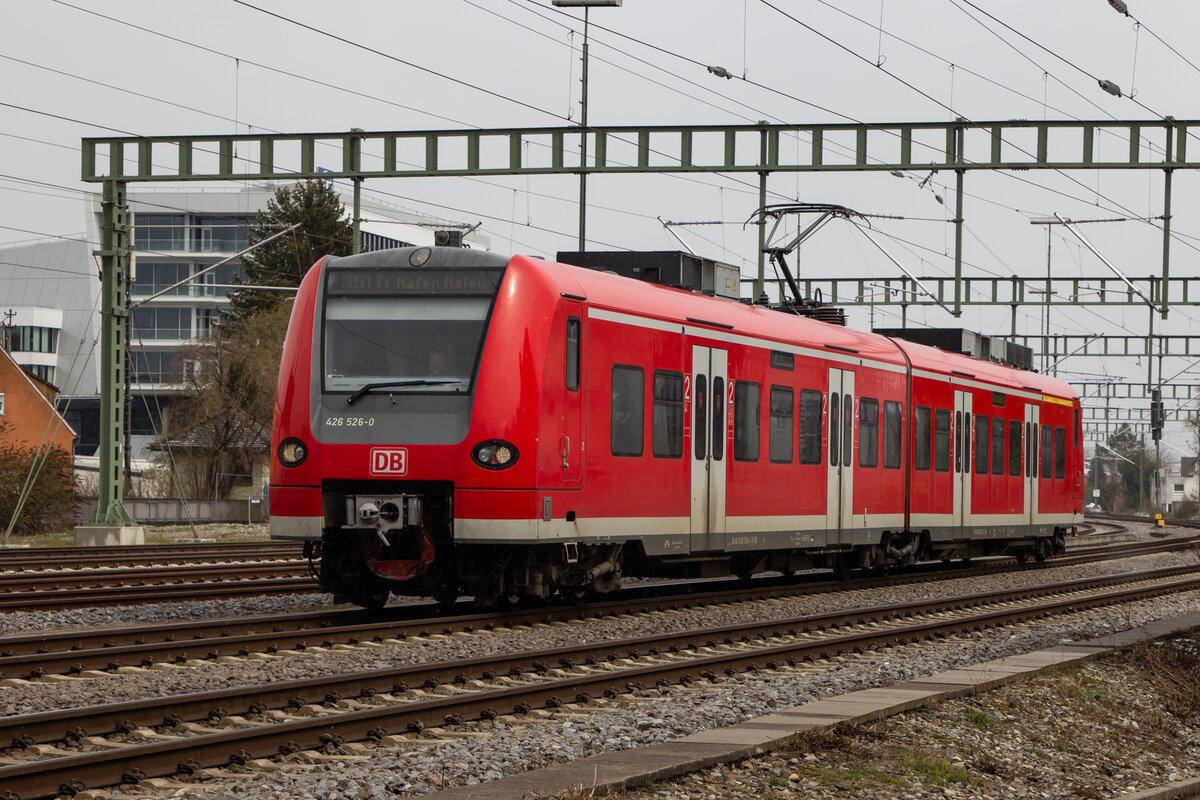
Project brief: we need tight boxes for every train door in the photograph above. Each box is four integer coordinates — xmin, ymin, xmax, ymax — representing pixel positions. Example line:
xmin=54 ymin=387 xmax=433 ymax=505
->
xmin=561 ymin=304 xmax=585 ymax=484
xmin=826 ymin=368 xmax=855 ymax=543
xmin=1025 ymin=403 xmax=1040 ymax=526
xmin=690 ymin=345 xmax=728 ymax=550
xmin=953 ymin=390 xmax=972 ymax=533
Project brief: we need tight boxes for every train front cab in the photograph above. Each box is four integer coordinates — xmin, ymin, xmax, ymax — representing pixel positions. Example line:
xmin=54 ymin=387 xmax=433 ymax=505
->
xmin=270 ymin=248 xmax=560 ymax=607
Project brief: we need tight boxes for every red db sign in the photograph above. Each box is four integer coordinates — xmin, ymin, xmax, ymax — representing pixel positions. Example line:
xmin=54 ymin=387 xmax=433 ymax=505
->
xmin=370 ymin=448 xmax=408 ymax=476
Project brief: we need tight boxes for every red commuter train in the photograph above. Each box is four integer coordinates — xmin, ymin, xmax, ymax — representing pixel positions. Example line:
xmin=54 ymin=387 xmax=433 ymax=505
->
xmin=269 ymin=246 xmax=1084 ymax=608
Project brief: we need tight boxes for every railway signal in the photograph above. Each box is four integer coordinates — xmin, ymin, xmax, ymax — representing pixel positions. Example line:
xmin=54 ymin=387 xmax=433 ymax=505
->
xmin=1150 ymin=388 xmax=1164 ymax=441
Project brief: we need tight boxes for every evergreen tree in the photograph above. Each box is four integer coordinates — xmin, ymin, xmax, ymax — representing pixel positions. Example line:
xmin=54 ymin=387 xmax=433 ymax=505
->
xmin=1103 ymin=423 xmax=1158 ymax=512
xmin=229 ymin=179 xmax=354 ymax=319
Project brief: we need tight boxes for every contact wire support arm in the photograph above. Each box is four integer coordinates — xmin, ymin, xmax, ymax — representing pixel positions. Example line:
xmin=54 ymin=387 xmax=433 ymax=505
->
xmin=751 ymin=203 xmax=861 ymax=304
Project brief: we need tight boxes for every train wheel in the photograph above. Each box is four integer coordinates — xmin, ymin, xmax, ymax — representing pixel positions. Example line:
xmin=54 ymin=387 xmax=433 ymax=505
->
xmin=832 ymin=555 xmax=852 ymax=582
xmin=351 ymin=585 xmax=390 ymax=610
xmin=1015 ymin=552 xmax=1029 ymax=565
xmin=1034 ymin=539 xmax=1049 ymax=562
xmin=499 ymin=592 xmax=523 ymax=611
xmin=432 ymin=583 xmax=459 ymax=607
xmin=558 ymin=586 xmax=589 ymax=605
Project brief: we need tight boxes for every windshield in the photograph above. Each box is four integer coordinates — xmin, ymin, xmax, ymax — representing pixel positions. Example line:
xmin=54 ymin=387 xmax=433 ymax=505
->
xmin=322 ymin=268 xmax=503 ymax=394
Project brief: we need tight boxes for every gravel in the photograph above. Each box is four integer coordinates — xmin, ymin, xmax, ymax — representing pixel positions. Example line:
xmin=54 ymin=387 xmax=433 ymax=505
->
xmin=0 ymin=592 xmax=335 ymax=636
xmin=599 ymin=649 xmax=1200 ymax=800
xmin=1 ymin=522 xmax=1197 ymax=798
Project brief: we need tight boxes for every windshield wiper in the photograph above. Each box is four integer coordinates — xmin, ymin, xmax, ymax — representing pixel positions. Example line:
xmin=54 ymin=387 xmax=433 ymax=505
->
xmin=345 ymin=378 xmax=463 ymax=406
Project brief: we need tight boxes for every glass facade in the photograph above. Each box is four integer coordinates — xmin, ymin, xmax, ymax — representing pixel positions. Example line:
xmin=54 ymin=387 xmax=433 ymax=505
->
xmin=26 ymin=364 xmax=56 ymax=384
xmin=131 ymin=261 xmax=190 ymax=297
xmin=127 ymin=211 xmax=251 ymax=385
xmin=9 ymin=325 xmax=58 ymax=353
xmin=196 ymin=261 xmax=245 ymax=297
xmin=134 ymin=213 xmax=250 ymax=254
xmin=132 ymin=261 xmax=246 ymax=299
xmin=132 ymin=307 xmax=193 ymax=341
xmin=133 ymin=214 xmax=187 ymax=251
xmin=130 ymin=350 xmax=181 ymax=384
xmin=192 ymin=215 xmax=249 ymax=252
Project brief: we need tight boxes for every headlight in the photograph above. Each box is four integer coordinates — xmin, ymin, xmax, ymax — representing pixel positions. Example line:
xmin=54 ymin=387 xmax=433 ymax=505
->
xmin=278 ymin=437 xmax=308 ymax=467
xmin=473 ymin=440 xmax=518 ymax=470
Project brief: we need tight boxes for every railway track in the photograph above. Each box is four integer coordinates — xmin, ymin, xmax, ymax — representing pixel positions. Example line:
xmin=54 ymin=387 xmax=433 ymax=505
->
xmin=1 ymin=531 xmax=1194 ymax=679
xmin=0 ymin=561 xmax=307 ymax=591
xmin=0 ymin=542 xmax=302 ymax=571
xmin=0 ymin=543 xmax=316 ymax=610
xmin=0 ymin=576 xmax=320 ymax=613
xmin=0 ymin=518 xmax=1171 ymax=613
xmin=2 ymin=530 xmax=1195 ymax=677
xmin=1 ymin=562 xmax=1197 ymax=800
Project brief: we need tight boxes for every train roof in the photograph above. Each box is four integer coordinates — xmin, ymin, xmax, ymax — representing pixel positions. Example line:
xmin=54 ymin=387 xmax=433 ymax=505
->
xmin=516 ymin=254 xmax=1077 ymax=402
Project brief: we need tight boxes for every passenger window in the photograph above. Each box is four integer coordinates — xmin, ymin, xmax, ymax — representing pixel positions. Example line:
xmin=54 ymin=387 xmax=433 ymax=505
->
xmin=954 ymin=411 xmax=962 ymax=473
xmin=769 ymin=386 xmax=794 ymax=463
xmin=1025 ymin=421 xmax=1032 ymax=477
xmin=1041 ymin=424 xmax=1052 ymax=478
xmin=1032 ymin=422 xmax=1039 ymax=478
xmin=566 ymin=317 xmax=580 ymax=391
xmin=830 ymin=393 xmax=841 ymax=466
xmin=975 ymin=415 xmax=988 ymax=474
xmin=1009 ymin=419 xmax=1021 ymax=476
xmin=1055 ymin=427 xmax=1066 ymax=478
xmin=934 ymin=409 xmax=950 ymax=472
xmin=799 ymin=389 xmax=823 ymax=465
xmin=842 ymin=393 xmax=853 ymax=468
xmin=652 ymin=370 xmax=683 ymax=459
xmin=883 ymin=400 xmax=902 ymax=469
xmin=914 ymin=406 xmax=931 ymax=471
xmin=991 ymin=417 xmax=1005 ymax=476
xmin=712 ymin=377 xmax=725 ymax=461
xmin=610 ymin=365 xmax=644 ymax=457
xmin=962 ymin=412 xmax=971 ymax=475
xmin=859 ymin=398 xmax=879 ymax=468
xmin=734 ymin=380 xmax=760 ymax=462
xmin=694 ymin=374 xmax=708 ymax=460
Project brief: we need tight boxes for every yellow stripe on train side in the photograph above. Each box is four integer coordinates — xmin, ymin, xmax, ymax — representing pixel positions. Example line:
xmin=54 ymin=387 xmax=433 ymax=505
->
xmin=1043 ymin=395 xmax=1074 ymax=407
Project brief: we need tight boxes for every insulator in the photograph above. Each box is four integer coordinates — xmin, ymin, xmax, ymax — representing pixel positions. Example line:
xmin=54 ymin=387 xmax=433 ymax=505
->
xmin=812 ymin=306 xmax=847 ymax=326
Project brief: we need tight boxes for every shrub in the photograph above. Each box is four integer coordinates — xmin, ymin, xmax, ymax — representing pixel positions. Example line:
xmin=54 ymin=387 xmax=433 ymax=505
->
xmin=0 ymin=423 xmax=77 ymax=536
xmin=1171 ymin=499 xmax=1197 ymax=520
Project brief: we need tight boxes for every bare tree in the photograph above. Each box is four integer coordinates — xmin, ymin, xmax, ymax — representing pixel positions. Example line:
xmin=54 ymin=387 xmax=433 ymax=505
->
xmin=159 ymin=305 xmax=290 ymax=498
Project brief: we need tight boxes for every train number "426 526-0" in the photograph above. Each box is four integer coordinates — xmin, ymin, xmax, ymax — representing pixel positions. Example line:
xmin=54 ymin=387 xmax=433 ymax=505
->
xmin=325 ymin=416 xmax=375 ymax=427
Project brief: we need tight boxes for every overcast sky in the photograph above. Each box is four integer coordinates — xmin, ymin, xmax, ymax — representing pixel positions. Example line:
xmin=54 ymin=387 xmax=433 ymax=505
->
xmin=4 ymin=0 xmax=1200 ymax=451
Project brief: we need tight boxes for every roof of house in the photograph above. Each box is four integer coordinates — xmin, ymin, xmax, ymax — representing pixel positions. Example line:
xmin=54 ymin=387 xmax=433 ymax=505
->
xmin=0 ymin=346 xmax=77 ymax=438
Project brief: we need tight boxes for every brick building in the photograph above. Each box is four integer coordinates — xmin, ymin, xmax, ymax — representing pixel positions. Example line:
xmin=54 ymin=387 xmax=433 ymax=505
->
xmin=0 ymin=345 xmax=75 ymax=454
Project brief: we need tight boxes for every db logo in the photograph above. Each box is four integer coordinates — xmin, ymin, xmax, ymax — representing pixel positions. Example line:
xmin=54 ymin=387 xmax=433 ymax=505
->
xmin=370 ymin=448 xmax=408 ymax=476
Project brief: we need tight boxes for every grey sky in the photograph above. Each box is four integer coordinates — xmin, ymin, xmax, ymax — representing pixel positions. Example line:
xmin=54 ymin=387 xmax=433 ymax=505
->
xmin=3 ymin=0 xmax=1200 ymax=447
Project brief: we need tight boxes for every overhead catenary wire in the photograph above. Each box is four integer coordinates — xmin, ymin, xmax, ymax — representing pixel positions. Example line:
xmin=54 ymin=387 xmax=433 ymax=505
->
xmin=5 ymin=1 xmax=1196 ymax=359
xmin=17 ymin=0 xmax=1193 ymax=265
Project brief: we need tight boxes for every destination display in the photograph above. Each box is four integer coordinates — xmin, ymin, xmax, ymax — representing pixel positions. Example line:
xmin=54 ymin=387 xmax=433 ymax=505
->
xmin=326 ymin=268 xmax=503 ymax=296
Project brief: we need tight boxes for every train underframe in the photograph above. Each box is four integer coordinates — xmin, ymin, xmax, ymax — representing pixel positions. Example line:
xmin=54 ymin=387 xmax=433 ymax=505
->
xmin=308 ymin=482 xmax=1071 ymax=608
